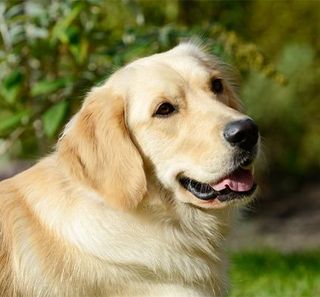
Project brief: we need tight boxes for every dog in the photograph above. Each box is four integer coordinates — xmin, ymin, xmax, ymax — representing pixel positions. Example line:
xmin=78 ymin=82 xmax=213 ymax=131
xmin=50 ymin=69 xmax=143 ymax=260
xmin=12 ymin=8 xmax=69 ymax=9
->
xmin=0 ymin=43 xmax=259 ymax=297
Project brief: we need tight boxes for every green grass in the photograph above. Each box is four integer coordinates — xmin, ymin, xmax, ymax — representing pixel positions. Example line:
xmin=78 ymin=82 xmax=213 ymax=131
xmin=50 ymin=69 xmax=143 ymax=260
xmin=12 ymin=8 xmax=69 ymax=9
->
xmin=230 ymin=250 xmax=320 ymax=297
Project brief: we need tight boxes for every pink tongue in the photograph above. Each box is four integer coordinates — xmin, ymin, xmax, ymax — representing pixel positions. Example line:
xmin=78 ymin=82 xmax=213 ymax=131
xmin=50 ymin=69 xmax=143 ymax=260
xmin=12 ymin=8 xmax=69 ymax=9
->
xmin=210 ymin=169 xmax=254 ymax=192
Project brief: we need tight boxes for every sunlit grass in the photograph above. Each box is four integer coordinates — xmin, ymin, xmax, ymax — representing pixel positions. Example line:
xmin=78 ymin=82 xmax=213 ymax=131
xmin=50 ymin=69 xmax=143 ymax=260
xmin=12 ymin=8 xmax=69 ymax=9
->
xmin=230 ymin=250 xmax=320 ymax=297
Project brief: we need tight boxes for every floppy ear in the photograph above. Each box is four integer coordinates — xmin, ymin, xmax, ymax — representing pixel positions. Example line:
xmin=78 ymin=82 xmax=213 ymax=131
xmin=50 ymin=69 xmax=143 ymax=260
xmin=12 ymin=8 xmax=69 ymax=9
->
xmin=57 ymin=86 xmax=147 ymax=210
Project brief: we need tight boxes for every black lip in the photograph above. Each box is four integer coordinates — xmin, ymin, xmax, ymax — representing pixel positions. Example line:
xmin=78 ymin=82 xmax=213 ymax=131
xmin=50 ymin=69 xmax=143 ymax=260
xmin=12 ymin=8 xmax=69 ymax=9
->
xmin=179 ymin=176 xmax=257 ymax=202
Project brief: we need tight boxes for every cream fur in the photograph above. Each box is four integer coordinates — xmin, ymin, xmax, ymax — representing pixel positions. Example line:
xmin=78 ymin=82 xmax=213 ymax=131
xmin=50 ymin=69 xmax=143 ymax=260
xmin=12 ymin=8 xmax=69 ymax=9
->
xmin=0 ymin=43 xmax=257 ymax=297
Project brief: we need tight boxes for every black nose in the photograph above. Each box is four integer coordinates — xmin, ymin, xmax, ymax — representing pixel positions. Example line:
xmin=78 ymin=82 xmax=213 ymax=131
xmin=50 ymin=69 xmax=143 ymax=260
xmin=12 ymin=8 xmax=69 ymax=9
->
xmin=223 ymin=118 xmax=259 ymax=150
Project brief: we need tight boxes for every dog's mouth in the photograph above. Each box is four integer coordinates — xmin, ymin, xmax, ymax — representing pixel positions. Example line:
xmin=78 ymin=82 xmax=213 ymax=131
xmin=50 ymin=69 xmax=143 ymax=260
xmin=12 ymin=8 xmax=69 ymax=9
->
xmin=178 ymin=166 xmax=256 ymax=203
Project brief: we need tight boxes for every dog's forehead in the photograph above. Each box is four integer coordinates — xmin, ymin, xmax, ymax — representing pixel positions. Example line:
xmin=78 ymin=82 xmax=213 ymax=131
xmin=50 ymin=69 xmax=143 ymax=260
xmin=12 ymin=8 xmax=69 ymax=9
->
xmin=130 ymin=51 xmax=216 ymax=83
xmin=123 ymin=52 xmax=221 ymax=101
xmin=127 ymin=62 xmax=185 ymax=95
xmin=107 ymin=44 xmax=224 ymax=97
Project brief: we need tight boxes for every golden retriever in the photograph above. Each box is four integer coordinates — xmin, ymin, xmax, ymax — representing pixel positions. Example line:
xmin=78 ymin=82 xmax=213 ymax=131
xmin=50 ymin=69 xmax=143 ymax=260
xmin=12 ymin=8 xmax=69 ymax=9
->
xmin=0 ymin=43 xmax=259 ymax=297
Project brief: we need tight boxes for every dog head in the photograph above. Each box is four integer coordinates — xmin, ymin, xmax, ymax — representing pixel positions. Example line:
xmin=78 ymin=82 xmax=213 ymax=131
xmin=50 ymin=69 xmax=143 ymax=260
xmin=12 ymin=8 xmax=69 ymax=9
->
xmin=58 ymin=43 xmax=259 ymax=210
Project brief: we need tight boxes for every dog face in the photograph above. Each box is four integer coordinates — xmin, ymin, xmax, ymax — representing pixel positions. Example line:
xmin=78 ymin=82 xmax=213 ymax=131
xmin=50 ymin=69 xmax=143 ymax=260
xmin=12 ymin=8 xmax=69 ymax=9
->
xmin=59 ymin=43 xmax=259 ymax=210
xmin=125 ymin=44 xmax=259 ymax=209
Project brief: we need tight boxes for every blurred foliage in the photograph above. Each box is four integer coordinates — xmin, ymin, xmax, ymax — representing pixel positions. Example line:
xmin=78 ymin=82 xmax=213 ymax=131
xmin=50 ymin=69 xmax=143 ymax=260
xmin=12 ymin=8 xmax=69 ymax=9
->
xmin=244 ymin=44 xmax=320 ymax=176
xmin=0 ymin=0 xmax=319 ymax=181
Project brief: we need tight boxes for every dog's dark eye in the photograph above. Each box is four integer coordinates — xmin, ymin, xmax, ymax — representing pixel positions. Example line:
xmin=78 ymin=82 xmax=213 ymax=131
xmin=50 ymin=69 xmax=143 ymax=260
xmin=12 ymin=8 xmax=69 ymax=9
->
xmin=211 ymin=78 xmax=223 ymax=94
xmin=154 ymin=102 xmax=177 ymax=117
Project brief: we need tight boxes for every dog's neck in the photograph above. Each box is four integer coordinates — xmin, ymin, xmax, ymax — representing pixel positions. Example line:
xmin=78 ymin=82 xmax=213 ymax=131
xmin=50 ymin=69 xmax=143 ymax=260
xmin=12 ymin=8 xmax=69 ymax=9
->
xmin=136 ymin=173 xmax=234 ymax=253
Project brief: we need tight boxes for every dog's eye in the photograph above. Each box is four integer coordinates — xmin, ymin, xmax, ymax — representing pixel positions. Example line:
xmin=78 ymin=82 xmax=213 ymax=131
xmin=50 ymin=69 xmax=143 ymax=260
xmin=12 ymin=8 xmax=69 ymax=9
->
xmin=154 ymin=102 xmax=177 ymax=117
xmin=211 ymin=78 xmax=223 ymax=94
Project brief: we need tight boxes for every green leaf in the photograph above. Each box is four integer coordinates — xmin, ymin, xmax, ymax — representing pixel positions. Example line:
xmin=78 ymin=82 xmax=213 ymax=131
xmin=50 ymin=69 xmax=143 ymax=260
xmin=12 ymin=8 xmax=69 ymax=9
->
xmin=70 ymin=37 xmax=89 ymax=64
xmin=31 ymin=79 xmax=67 ymax=97
xmin=0 ymin=110 xmax=30 ymax=137
xmin=1 ymin=70 xmax=23 ymax=104
xmin=43 ymin=101 xmax=68 ymax=138
xmin=51 ymin=4 xmax=84 ymax=44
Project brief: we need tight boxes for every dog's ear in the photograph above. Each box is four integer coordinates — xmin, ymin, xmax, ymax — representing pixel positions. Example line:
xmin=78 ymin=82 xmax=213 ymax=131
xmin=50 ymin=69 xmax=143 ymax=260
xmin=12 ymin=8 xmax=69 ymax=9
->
xmin=57 ymin=86 xmax=147 ymax=210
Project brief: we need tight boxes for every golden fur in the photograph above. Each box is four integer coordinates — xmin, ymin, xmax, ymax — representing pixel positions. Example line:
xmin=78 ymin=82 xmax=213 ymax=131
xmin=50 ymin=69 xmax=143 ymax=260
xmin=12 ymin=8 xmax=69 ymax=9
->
xmin=0 ymin=43 xmax=257 ymax=297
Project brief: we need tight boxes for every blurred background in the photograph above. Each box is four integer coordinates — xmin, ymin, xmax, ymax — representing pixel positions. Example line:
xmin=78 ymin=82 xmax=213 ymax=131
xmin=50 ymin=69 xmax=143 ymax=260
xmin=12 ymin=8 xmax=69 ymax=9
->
xmin=0 ymin=1 xmax=319 ymax=295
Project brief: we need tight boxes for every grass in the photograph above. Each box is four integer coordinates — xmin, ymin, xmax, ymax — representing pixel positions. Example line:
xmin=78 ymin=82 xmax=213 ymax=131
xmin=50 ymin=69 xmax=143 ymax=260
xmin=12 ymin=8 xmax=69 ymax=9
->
xmin=230 ymin=250 xmax=320 ymax=297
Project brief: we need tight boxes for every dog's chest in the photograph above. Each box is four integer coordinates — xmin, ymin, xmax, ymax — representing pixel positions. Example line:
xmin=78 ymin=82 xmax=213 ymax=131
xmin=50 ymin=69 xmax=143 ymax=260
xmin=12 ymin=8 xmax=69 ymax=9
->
xmin=66 ymin=208 xmax=227 ymax=291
